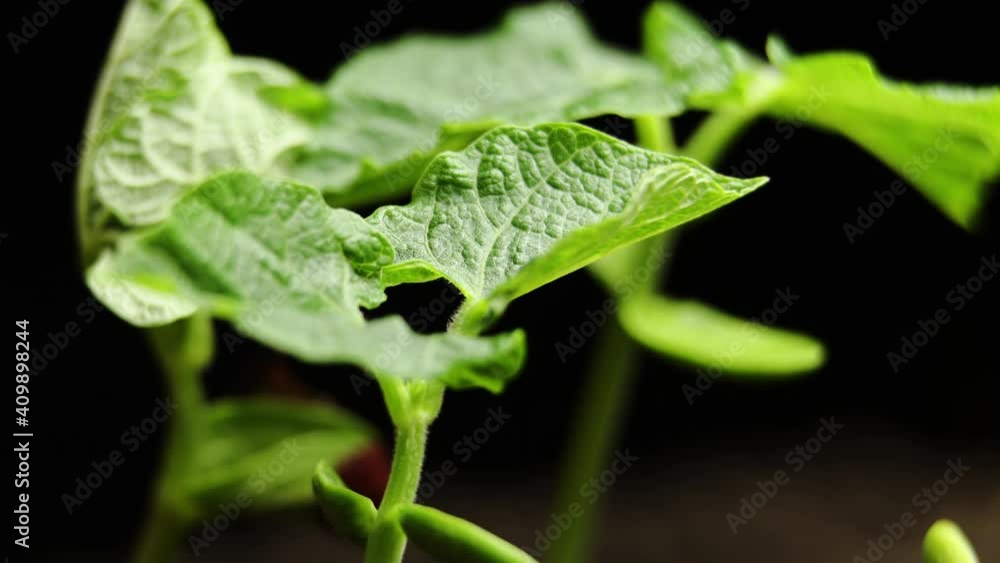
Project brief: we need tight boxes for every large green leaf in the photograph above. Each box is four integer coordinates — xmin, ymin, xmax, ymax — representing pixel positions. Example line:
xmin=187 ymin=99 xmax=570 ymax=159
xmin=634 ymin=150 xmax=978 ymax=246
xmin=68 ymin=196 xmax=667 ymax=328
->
xmin=619 ymin=293 xmax=825 ymax=375
xmin=368 ymin=124 xmax=766 ymax=329
xmin=183 ymin=398 xmax=374 ymax=512
xmin=276 ymin=5 xmax=685 ymax=207
xmin=86 ymin=172 xmax=525 ymax=391
xmin=80 ymin=0 xmax=311 ymax=230
xmin=644 ymin=3 xmax=1000 ymax=228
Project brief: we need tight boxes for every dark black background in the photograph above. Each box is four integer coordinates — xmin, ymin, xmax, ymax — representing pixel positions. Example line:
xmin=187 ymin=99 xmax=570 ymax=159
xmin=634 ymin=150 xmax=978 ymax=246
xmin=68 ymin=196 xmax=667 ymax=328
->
xmin=5 ymin=0 xmax=998 ymax=561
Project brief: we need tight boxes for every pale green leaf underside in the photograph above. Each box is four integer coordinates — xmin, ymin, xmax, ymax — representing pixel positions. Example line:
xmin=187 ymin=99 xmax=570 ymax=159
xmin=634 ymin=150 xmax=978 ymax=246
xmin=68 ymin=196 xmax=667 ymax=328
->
xmin=369 ymin=124 xmax=766 ymax=320
xmin=86 ymin=172 xmax=525 ymax=391
xmin=644 ymin=3 xmax=1000 ymax=228
xmin=923 ymin=520 xmax=979 ymax=563
xmin=642 ymin=3 xmax=760 ymax=101
xmin=84 ymin=0 xmax=311 ymax=227
xmin=276 ymin=4 xmax=685 ymax=206
xmin=620 ymin=294 xmax=825 ymax=375
xmin=90 ymin=0 xmax=226 ymax=139
xmin=184 ymin=398 xmax=373 ymax=511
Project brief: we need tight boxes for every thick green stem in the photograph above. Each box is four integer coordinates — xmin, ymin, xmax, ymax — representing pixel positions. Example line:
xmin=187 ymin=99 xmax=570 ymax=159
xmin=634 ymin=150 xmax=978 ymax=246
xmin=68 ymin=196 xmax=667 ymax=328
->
xmin=681 ymin=109 xmax=757 ymax=167
xmin=364 ymin=423 xmax=430 ymax=563
xmin=131 ymin=495 xmax=195 ymax=563
xmin=365 ymin=379 xmax=443 ymax=563
xmin=131 ymin=320 xmax=210 ymax=563
xmin=634 ymin=114 xmax=675 ymax=154
xmin=545 ymin=320 xmax=639 ymax=563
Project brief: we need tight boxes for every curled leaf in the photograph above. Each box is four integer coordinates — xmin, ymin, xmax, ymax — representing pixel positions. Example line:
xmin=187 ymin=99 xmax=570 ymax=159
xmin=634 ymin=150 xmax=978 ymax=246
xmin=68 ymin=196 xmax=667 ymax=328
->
xmin=398 ymin=504 xmax=538 ymax=563
xmin=313 ymin=461 xmax=377 ymax=545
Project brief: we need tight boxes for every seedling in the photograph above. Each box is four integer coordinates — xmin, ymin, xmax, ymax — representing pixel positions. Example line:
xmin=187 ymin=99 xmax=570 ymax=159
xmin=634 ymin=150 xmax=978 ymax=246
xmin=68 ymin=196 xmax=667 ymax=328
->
xmin=75 ymin=1 xmax=995 ymax=562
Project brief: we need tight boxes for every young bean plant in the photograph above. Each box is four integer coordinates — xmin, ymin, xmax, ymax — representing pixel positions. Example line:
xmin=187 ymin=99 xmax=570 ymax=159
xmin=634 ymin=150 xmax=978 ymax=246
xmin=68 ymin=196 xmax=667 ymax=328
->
xmin=75 ymin=1 xmax=995 ymax=562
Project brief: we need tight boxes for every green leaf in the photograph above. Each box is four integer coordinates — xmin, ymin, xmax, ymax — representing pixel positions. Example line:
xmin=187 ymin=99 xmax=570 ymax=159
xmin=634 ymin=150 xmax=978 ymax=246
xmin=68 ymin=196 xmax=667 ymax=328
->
xmin=182 ymin=398 xmax=373 ymax=512
xmin=277 ymin=4 xmax=684 ymax=207
xmin=80 ymin=0 xmax=311 ymax=230
xmin=619 ymin=293 xmax=825 ymax=375
xmin=764 ymin=42 xmax=1000 ymax=228
xmin=368 ymin=124 xmax=766 ymax=328
xmin=642 ymin=2 xmax=760 ymax=101
xmin=643 ymin=3 xmax=1000 ymax=228
xmin=398 ymin=504 xmax=538 ymax=563
xmin=88 ymin=0 xmax=227 ymax=140
xmin=94 ymin=58 xmax=310 ymax=226
xmin=86 ymin=172 xmax=526 ymax=391
xmin=924 ymin=520 xmax=979 ymax=563
xmin=313 ymin=461 xmax=377 ymax=545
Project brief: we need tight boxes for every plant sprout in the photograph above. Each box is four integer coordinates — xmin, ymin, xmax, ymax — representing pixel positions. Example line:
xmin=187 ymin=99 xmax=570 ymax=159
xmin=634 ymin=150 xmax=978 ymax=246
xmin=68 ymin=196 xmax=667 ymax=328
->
xmin=75 ymin=1 xmax=995 ymax=562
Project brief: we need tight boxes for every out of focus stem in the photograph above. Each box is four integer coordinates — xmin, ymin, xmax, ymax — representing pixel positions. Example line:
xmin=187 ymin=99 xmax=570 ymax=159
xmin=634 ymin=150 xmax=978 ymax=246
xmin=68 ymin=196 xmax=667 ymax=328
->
xmin=132 ymin=321 xmax=209 ymax=563
xmin=682 ymin=109 xmax=756 ymax=167
xmin=546 ymin=115 xmax=673 ymax=563
xmin=549 ymin=110 xmax=741 ymax=563
xmin=545 ymin=319 xmax=639 ymax=563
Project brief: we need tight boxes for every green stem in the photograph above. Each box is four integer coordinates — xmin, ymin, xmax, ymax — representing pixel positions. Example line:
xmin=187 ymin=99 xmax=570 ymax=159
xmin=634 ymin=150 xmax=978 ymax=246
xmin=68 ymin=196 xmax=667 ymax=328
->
xmin=545 ymin=320 xmax=639 ymax=563
xmin=634 ymin=114 xmax=675 ymax=153
xmin=546 ymin=116 xmax=678 ymax=563
xmin=365 ymin=379 xmax=443 ymax=563
xmin=131 ymin=495 xmax=195 ymax=563
xmin=131 ymin=320 xmax=209 ymax=563
xmin=681 ymin=109 xmax=757 ymax=167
